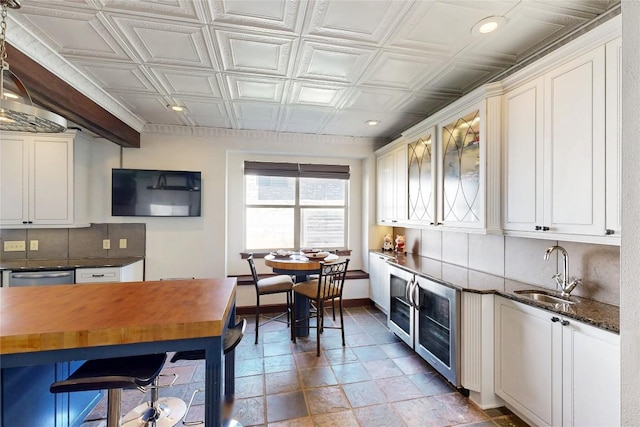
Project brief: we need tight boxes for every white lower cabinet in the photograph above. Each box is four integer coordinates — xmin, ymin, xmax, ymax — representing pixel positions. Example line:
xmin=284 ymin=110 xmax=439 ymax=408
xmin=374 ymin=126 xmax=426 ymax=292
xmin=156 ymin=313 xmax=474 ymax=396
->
xmin=368 ymin=252 xmax=391 ymax=313
xmin=75 ymin=260 xmax=144 ymax=283
xmin=495 ymin=296 xmax=619 ymax=427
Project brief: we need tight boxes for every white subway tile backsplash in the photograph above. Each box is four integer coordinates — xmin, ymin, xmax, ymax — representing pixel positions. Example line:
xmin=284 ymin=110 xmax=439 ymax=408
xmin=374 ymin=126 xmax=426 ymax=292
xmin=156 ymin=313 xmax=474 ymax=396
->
xmin=422 ymin=229 xmax=442 ymax=259
xmin=469 ymin=233 xmax=505 ymax=276
xmin=442 ymin=231 xmax=468 ymax=267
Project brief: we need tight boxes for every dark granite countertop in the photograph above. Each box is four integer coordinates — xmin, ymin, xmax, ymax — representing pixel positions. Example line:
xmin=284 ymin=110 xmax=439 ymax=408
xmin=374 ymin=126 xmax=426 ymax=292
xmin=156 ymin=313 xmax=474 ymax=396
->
xmin=0 ymin=257 xmax=144 ymax=272
xmin=372 ymin=250 xmax=620 ymax=334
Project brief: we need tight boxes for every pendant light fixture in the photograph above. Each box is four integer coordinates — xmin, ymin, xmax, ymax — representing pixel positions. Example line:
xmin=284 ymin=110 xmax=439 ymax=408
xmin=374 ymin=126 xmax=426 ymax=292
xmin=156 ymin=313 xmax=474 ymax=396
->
xmin=0 ymin=0 xmax=67 ymax=133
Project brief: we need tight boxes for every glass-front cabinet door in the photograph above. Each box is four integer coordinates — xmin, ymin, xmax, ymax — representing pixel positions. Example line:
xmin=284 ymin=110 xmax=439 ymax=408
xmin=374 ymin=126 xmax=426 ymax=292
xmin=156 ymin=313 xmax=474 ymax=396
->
xmin=407 ymin=128 xmax=436 ymax=225
xmin=438 ymin=106 xmax=484 ymax=228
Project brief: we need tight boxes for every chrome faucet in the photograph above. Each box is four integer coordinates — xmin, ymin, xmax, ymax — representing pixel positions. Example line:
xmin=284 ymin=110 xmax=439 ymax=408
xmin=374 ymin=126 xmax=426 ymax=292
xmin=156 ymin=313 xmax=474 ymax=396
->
xmin=544 ymin=245 xmax=581 ymax=296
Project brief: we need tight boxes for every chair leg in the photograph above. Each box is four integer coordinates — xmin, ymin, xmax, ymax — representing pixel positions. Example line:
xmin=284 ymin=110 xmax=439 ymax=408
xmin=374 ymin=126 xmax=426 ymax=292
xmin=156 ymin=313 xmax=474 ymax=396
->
xmin=332 ymin=299 xmax=336 ymax=321
xmin=255 ymin=294 xmax=260 ymax=345
xmin=339 ymin=297 xmax=345 ymax=347
xmin=316 ymin=300 xmax=323 ymax=357
xmin=291 ymin=294 xmax=297 ymax=343
xmin=286 ymin=291 xmax=291 ymax=326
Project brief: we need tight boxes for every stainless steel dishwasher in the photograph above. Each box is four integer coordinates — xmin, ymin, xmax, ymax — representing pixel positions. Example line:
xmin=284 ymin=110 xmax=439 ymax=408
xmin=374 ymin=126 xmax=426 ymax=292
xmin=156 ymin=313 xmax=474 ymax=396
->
xmin=8 ymin=270 xmax=75 ymax=286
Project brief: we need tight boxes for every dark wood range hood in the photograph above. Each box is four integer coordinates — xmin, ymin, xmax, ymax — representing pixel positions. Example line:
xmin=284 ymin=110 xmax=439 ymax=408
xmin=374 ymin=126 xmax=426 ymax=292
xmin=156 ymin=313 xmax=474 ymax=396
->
xmin=6 ymin=43 xmax=140 ymax=148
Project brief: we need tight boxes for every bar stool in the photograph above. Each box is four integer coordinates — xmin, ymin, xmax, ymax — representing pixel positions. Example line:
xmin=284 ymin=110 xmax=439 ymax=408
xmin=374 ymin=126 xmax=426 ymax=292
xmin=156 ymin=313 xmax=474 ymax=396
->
xmin=50 ymin=353 xmax=173 ymax=427
xmin=170 ymin=318 xmax=247 ymax=426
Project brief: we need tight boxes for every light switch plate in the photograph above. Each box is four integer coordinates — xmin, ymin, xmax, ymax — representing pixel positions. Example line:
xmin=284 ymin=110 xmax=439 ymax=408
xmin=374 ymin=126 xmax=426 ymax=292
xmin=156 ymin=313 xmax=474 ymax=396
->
xmin=119 ymin=238 xmax=127 ymax=249
xmin=30 ymin=240 xmax=39 ymax=251
xmin=103 ymin=239 xmax=111 ymax=250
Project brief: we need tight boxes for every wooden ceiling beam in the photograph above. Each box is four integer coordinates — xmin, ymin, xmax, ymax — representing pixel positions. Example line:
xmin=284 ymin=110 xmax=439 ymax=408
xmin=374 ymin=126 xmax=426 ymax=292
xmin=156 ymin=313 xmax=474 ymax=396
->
xmin=5 ymin=43 xmax=140 ymax=148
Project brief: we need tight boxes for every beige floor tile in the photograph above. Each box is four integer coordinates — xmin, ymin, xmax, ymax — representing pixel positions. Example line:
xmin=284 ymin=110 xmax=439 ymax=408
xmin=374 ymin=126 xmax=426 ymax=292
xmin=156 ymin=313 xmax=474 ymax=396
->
xmin=304 ymin=386 xmax=350 ymax=415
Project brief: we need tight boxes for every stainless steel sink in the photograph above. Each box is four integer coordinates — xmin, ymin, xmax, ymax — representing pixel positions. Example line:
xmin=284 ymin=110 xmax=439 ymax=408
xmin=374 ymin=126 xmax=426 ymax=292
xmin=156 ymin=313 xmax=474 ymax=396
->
xmin=515 ymin=290 xmax=577 ymax=305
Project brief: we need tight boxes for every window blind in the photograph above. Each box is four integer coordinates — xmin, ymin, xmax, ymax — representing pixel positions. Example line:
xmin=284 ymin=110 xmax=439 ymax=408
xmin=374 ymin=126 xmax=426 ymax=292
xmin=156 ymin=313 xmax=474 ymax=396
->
xmin=244 ymin=161 xmax=350 ymax=180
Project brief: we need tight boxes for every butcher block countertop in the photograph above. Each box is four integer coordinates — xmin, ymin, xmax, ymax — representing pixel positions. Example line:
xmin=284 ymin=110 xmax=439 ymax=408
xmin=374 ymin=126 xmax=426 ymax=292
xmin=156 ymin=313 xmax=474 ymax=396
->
xmin=0 ymin=278 xmax=236 ymax=355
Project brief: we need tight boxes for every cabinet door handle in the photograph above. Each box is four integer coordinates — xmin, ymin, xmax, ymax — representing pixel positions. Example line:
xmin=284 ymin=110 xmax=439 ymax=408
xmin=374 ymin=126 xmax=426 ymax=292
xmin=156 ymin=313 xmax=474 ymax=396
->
xmin=605 ymin=229 xmax=614 ymax=235
xmin=551 ymin=317 xmax=560 ymax=322
xmin=535 ymin=226 xmax=542 ymax=231
xmin=561 ymin=320 xmax=570 ymax=326
xmin=542 ymin=226 xmax=550 ymax=231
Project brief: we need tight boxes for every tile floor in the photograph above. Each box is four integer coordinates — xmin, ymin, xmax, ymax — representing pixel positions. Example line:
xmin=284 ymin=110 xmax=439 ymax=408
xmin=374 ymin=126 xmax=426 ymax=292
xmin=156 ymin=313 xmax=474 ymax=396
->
xmin=80 ymin=305 xmax=529 ymax=427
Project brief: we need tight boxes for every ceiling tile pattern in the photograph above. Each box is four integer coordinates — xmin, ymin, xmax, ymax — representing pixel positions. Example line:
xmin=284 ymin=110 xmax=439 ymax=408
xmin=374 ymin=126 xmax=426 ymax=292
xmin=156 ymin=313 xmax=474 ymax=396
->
xmin=7 ymin=0 xmax=619 ymax=140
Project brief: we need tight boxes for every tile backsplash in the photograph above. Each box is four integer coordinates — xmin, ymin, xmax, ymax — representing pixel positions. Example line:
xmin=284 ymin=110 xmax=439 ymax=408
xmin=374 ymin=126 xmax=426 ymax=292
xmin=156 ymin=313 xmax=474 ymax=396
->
xmin=403 ymin=228 xmax=620 ymax=306
xmin=0 ymin=223 xmax=145 ymax=260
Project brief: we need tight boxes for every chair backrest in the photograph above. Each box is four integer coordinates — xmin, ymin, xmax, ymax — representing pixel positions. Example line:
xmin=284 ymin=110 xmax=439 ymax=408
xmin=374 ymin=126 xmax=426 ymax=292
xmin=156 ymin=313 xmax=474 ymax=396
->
xmin=246 ymin=254 xmax=260 ymax=286
xmin=316 ymin=258 xmax=350 ymax=300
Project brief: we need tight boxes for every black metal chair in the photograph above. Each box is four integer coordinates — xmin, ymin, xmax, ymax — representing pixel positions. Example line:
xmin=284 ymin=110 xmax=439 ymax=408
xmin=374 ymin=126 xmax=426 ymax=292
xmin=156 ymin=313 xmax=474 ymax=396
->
xmin=246 ymin=254 xmax=293 ymax=344
xmin=50 ymin=353 xmax=176 ymax=427
xmin=170 ymin=318 xmax=247 ymax=426
xmin=291 ymin=258 xmax=350 ymax=356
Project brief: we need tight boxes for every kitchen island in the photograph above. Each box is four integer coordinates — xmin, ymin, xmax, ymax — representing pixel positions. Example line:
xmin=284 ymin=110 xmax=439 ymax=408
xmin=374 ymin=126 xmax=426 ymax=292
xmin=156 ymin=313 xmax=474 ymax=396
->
xmin=0 ymin=278 xmax=237 ymax=427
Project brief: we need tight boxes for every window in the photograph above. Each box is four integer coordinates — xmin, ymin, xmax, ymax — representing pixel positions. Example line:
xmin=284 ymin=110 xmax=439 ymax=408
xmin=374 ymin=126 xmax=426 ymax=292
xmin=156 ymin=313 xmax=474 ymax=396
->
xmin=244 ymin=162 xmax=349 ymax=251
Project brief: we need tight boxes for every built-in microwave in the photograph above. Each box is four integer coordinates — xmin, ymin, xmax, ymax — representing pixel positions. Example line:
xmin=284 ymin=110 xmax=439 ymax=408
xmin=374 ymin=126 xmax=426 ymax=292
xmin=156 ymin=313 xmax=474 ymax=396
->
xmin=387 ymin=265 xmax=461 ymax=387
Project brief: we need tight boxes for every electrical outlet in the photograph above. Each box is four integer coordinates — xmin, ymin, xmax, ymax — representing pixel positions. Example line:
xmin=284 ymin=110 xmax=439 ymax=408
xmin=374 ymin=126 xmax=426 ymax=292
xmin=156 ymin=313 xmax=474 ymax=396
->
xmin=30 ymin=240 xmax=39 ymax=251
xmin=119 ymin=238 xmax=127 ymax=249
xmin=103 ymin=239 xmax=111 ymax=250
xmin=4 ymin=240 xmax=26 ymax=252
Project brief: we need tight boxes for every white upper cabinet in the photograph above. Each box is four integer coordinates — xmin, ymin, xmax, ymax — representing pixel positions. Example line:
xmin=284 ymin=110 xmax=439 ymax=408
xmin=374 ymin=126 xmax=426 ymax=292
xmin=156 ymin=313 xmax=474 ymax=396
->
xmin=504 ymin=47 xmax=606 ymax=237
xmin=437 ymin=105 xmax=485 ymax=229
xmin=605 ymin=37 xmax=622 ymax=237
xmin=544 ymin=46 xmax=606 ymax=236
xmin=0 ymin=130 xmax=90 ymax=228
xmin=502 ymin=15 xmax=621 ymax=244
xmin=377 ymin=84 xmax=502 ymax=232
xmin=401 ymin=84 xmax=502 ymax=232
xmin=503 ymin=77 xmax=545 ymax=233
xmin=376 ymin=143 xmax=407 ymax=225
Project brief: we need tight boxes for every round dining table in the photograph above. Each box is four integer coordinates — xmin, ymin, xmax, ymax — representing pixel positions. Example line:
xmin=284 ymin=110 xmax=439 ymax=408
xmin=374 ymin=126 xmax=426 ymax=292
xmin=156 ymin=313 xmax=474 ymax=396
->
xmin=264 ymin=252 xmax=340 ymax=337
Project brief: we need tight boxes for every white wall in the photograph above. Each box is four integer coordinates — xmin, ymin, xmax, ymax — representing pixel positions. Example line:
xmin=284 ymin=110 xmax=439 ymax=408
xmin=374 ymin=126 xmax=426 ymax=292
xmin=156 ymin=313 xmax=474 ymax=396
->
xmin=88 ymin=129 xmax=379 ymax=306
xmin=620 ymin=2 xmax=640 ymax=424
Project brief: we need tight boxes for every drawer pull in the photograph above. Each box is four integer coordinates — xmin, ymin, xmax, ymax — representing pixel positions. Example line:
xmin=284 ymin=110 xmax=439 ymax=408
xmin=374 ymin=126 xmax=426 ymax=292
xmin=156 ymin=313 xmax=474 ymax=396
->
xmin=91 ymin=274 xmax=105 ymax=278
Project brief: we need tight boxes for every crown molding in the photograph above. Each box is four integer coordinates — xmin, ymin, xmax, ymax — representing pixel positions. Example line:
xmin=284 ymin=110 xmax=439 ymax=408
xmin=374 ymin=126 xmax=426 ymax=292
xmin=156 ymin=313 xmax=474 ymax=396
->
xmin=143 ymin=123 xmax=386 ymax=147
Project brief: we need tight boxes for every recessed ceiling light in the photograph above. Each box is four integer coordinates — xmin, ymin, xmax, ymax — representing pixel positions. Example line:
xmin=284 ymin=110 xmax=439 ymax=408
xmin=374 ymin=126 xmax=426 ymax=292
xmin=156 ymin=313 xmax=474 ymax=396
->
xmin=169 ymin=105 xmax=184 ymax=112
xmin=471 ymin=16 xmax=506 ymax=36
xmin=365 ymin=120 xmax=380 ymax=126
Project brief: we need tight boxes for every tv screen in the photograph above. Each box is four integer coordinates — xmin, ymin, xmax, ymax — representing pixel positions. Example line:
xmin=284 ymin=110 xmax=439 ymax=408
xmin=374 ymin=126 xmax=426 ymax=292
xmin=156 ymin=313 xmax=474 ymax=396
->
xmin=112 ymin=169 xmax=202 ymax=217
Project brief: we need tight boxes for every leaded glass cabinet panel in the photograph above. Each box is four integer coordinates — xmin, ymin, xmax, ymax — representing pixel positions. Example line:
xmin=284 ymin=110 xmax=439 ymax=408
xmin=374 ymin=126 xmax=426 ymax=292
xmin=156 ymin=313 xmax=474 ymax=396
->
xmin=440 ymin=109 xmax=482 ymax=225
xmin=408 ymin=131 xmax=435 ymax=224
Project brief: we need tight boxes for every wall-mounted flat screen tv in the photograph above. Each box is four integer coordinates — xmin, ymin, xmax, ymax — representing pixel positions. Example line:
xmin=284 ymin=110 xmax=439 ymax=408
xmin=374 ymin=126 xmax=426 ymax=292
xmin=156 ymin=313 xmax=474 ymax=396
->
xmin=112 ymin=169 xmax=202 ymax=217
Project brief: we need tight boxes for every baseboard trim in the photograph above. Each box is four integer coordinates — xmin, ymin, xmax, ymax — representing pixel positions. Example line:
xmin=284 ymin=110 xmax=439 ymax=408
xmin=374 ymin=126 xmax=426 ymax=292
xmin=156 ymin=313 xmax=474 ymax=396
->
xmin=236 ymin=298 xmax=374 ymax=316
